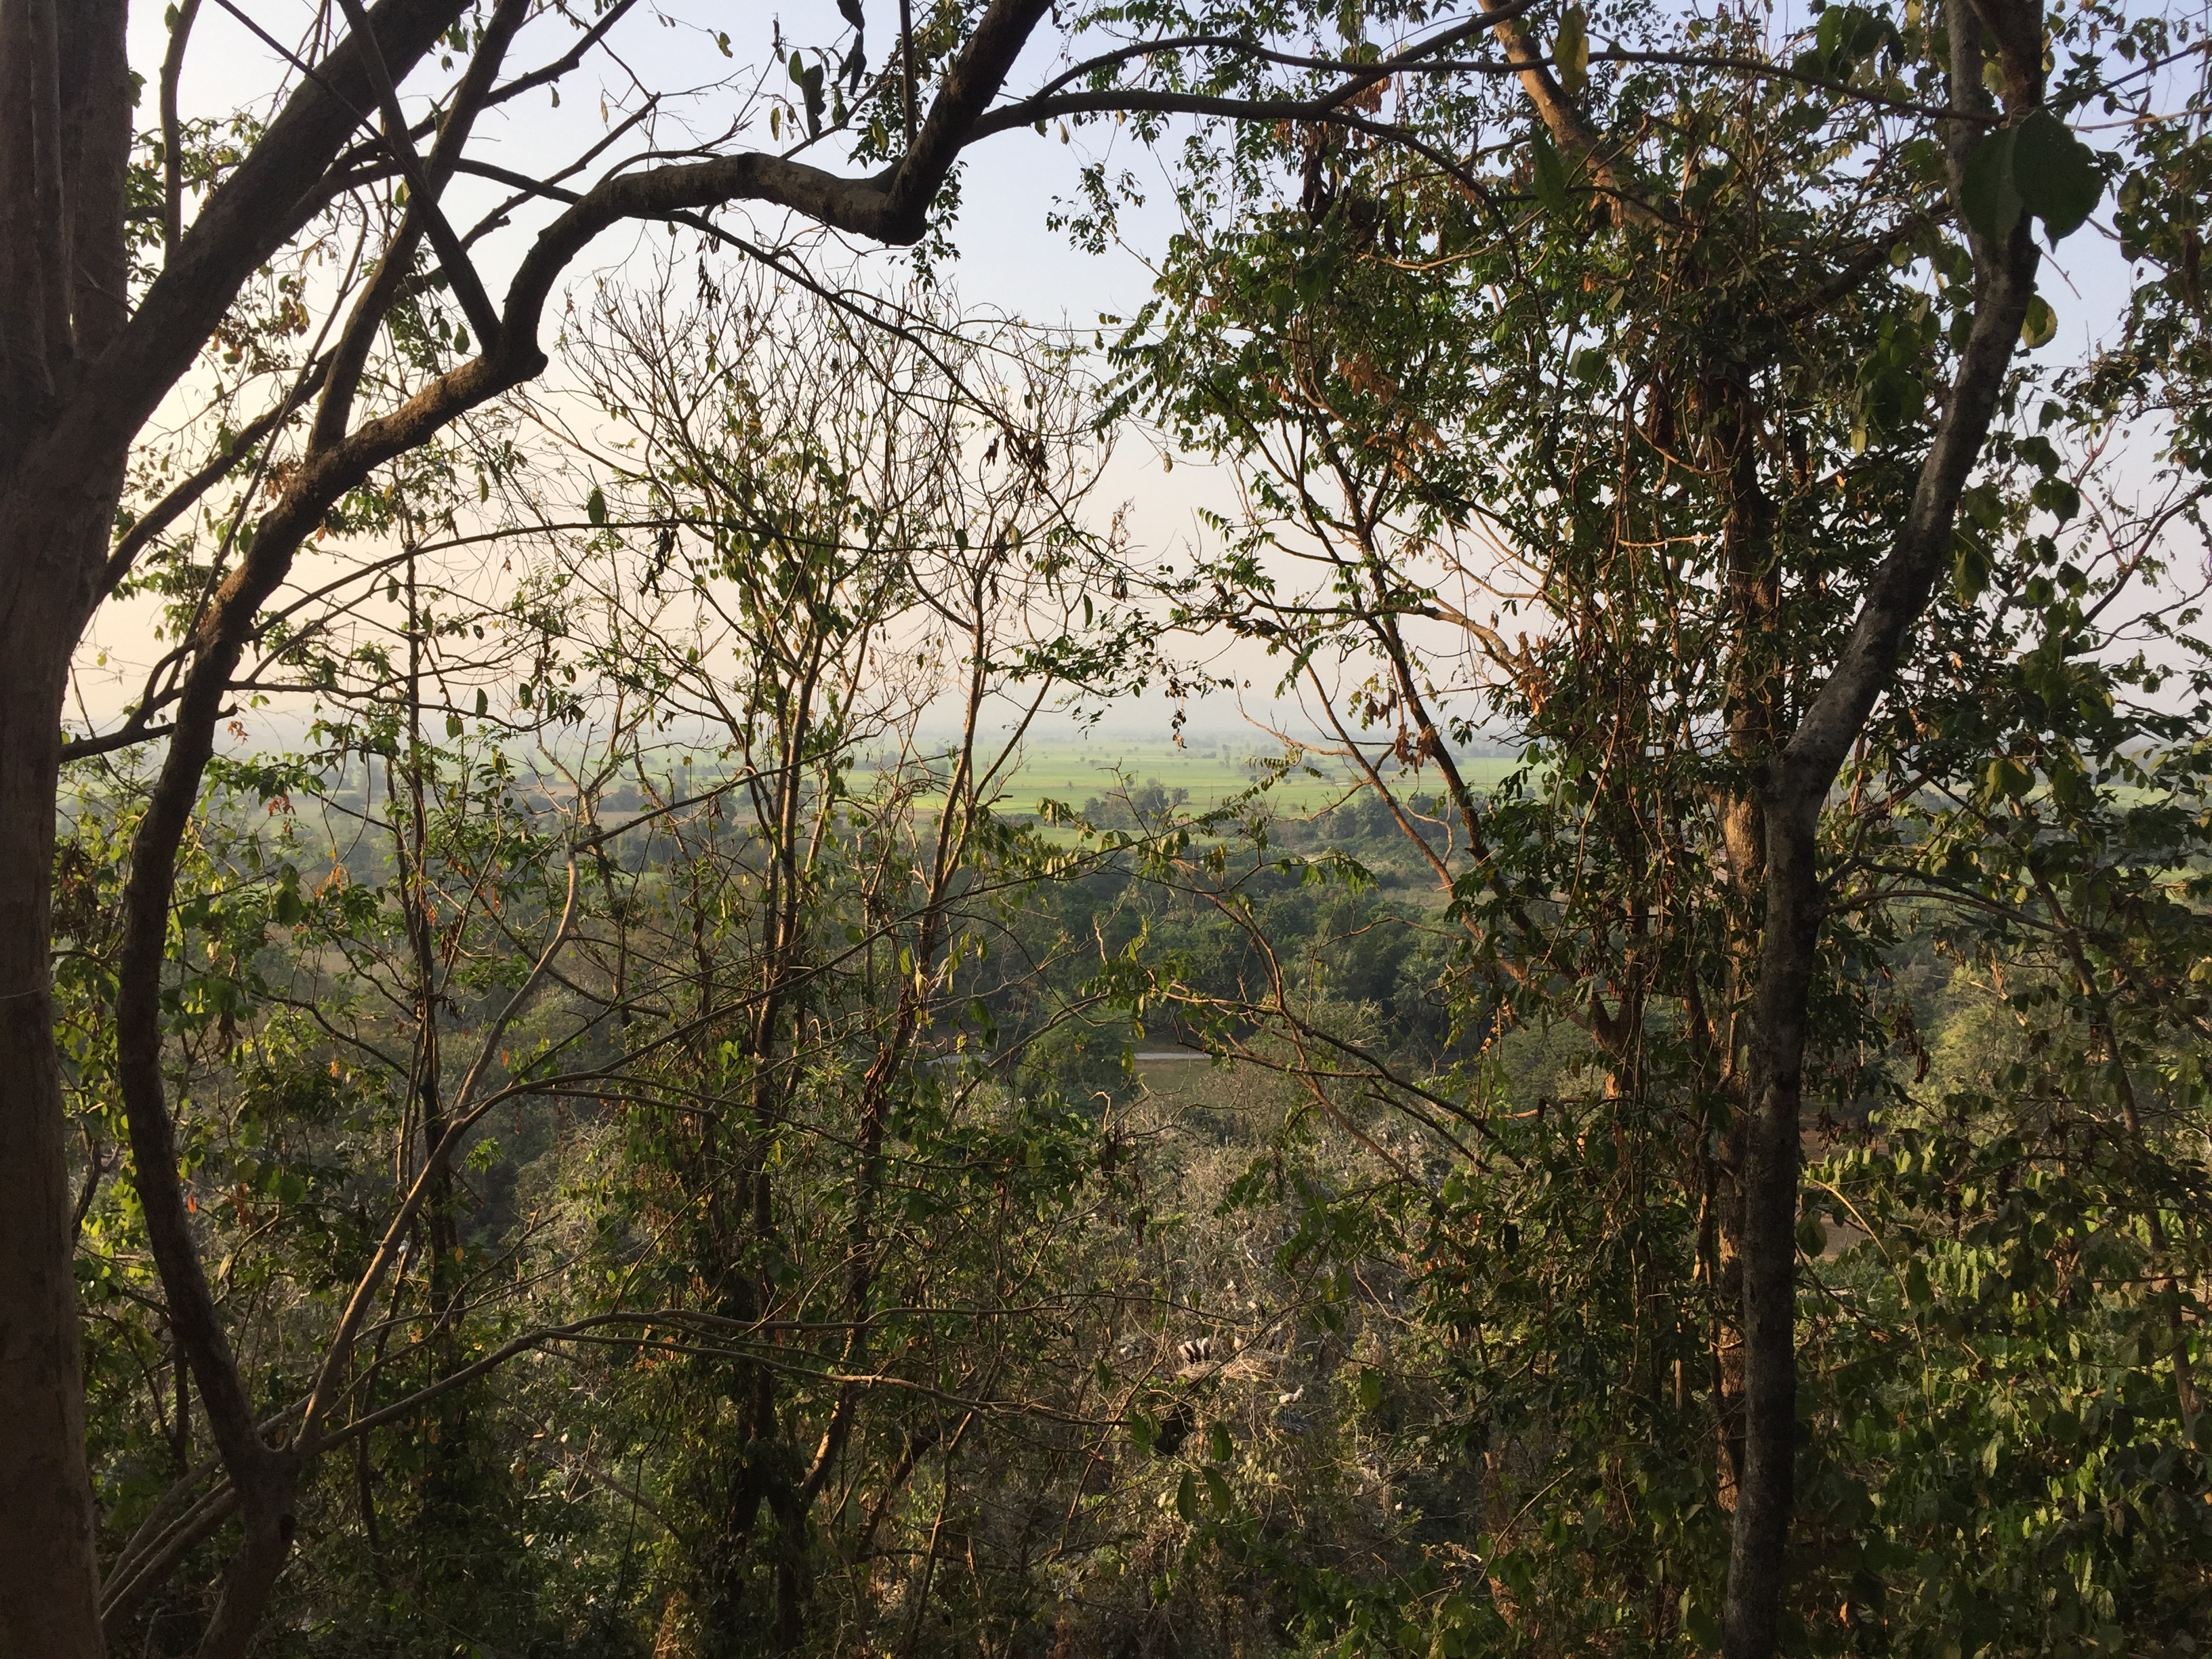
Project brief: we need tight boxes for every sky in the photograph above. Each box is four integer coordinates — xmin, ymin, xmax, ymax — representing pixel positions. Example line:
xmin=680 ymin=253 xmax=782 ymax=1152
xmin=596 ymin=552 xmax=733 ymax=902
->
xmin=77 ymin=0 xmax=2168 ymax=756
xmin=87 ymin=0 xmax=1275 ymax=745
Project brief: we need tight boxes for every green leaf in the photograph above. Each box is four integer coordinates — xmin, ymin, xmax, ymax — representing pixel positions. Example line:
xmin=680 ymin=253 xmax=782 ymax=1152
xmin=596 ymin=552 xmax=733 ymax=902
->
xmin=800 ymin=62 xmax=826 ymax=138
xmin=1905 ymin=1258 xmax=1932 ymax=1306
xmin=1553 ymin=5 xmax=1589 ymax=96
xmin=1681 ymin=1594 xmax=1722 ymax=1650
xmin=1959 ymin=481 xmax=2005 ymax=531
xmin=1176 ymin=1468 xmax=1200 ymax=1521
xmin=2030 ymin=475 xmax=2080 ymax=523
xmin=1960 ymin=125 xmax=2021 ymax=242
xmin=1531 ymin=132 xmax=1568 ymax=215
xmin=1951 ymin=532 xmax=1992 ymax=605
xmin=1202 ymin=1465 xmax=1233 ymax=1510
xmin=474 ymin=687 xmax=488 ymax=716
xmin=2011 ymin=109 xmax=2102 ymax=241
xmin=1357 ymin=1366 xmax=1382 ymax=1410
xmin=586 ymin=486 xmax=607 ymax=526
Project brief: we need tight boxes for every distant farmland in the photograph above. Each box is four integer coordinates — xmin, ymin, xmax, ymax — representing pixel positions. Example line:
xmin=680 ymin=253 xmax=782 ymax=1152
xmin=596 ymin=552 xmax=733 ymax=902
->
xmin=947 ymin=735 xmax=1523 ymax=818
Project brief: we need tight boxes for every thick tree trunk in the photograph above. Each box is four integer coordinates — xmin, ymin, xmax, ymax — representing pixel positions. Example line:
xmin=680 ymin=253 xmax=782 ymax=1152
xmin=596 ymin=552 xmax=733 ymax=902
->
xmin=0 ymin=0 xmax=136 ymax=1645
xmin=1721 ymin=794 xmax=1818 ymax=1658
xmin=0 ymin=698 xmax=101 ymax=1659
xmin=0 ymin=489 xmax=118 ymax=1659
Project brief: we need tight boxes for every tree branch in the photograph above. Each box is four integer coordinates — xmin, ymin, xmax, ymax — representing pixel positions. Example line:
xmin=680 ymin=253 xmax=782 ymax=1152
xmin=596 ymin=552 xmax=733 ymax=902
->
xmin=98 ymin=353 xmax=333 ymax=601
xmin=159 ymin=0 xmax=204 ymax=254
xmin=312 ymin=0 xmax=527 ymax=449
xmin=332 ymin=0 xmax=504 ymax=351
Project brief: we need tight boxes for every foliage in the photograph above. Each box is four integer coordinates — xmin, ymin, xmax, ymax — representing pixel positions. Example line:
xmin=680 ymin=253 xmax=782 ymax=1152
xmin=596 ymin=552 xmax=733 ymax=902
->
xmin=52 ymin=0 xmax=2212 ymax=1654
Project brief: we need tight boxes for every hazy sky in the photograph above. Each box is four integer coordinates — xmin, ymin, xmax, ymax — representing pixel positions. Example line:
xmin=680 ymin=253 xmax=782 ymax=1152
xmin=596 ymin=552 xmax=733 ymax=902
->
xmin=78 ymin=1 xmax=2152 ymax=754
xmin=88 ymin=1 xmax=1265 ymax=741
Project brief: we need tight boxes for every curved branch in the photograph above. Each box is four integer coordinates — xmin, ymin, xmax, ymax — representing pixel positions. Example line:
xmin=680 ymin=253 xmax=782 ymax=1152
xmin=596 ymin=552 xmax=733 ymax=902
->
xmin=59 ymin=720 xmax=180 ymax=764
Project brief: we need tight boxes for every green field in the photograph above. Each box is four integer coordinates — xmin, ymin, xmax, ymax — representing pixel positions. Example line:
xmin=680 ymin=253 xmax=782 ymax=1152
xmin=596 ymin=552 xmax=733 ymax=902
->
xmin=971 ymin=736 xmax=1522 ymax=818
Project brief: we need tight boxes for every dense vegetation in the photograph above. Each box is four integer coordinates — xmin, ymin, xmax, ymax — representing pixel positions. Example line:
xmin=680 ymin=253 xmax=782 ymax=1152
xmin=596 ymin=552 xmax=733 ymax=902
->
xmin=14 ymin=0 xmax=2212 ymax=1654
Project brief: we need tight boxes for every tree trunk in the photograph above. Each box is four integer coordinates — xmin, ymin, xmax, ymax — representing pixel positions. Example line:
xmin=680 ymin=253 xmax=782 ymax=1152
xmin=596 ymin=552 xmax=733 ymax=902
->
xmin=1719 ymin=6 xmax=2045 ymax=1645
xmin=0 ymin=504 xmax=108 ymax=1656
xmin=1709 ymin=368 xmax=1782 ymax=1513
xmin=0 ymin=0 xmax=137 ymax=1641
xmin=1721 ymin=791 xmax=1818 ymax=1658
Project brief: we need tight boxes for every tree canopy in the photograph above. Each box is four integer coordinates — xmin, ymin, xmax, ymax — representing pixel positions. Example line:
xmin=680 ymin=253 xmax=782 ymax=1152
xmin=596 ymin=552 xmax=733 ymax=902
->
xmin=5 ymin=0 xmax=2212 ymax=1655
